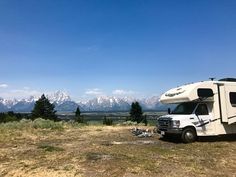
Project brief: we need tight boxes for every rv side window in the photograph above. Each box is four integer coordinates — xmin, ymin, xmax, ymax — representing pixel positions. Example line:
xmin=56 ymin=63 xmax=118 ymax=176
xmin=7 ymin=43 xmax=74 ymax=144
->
xmin=229 ymin=92 xmax=236 ymax=107
xmin=197 ymin=88 xmax=214 ymax=98
xmin=195 ymin=104 xmax=209 ymax=115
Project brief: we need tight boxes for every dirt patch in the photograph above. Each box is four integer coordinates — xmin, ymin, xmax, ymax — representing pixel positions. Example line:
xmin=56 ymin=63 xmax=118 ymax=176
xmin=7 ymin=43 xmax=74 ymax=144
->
xmin=86 ymin=152 xmax=113 ymax=161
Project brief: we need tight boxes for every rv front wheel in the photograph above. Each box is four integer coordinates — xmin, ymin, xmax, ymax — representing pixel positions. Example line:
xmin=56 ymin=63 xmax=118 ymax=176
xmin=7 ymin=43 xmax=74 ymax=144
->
xmin=181 ymin=127 xmax=197 ymax=143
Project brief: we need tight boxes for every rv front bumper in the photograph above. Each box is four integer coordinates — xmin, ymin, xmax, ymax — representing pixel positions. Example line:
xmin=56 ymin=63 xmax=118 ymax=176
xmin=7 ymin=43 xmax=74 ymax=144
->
xmin=157 ymin=127 xmax=183 ymax=135
xmin=157 ymin=117 xmax=183 ymax=135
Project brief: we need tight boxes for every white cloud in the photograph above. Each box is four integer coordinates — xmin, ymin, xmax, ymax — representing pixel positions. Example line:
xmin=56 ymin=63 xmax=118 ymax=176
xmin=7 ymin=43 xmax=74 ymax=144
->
xmin=0 ymin=84 xmax=8 ymax=88
xmin=1 ymin=87 xmax=42 ymax=99
xmin=10 ymin=89 xmax=41 ymax=96
xmin=112 ymin=89 xmax=135 ymax=95
xmin=85 ymin=88 xmax=104 ymax=96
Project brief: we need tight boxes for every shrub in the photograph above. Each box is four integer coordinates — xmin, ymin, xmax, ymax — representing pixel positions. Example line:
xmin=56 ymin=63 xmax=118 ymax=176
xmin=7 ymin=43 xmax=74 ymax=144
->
xmin=125 ymin=116 xmax=131 ymax=121
xmin=122 ymin=120 xmax=138 ymax=126
xmin=4 ymin=115 xmax=18 ymax=122
xmin=141 ymin=115 xmax=148 ymax=126
xmin=75 ymin=116 xmax=85 ymax=124
xmin=32 ymin=118 xmax=64 ymax=130
xmin=0 ymin=112 xmax=25 ymax=123
xmin=103 ymin=116 xmax=113 ymax=126
xmin=0 ymin=119 xmax=31 ymax=130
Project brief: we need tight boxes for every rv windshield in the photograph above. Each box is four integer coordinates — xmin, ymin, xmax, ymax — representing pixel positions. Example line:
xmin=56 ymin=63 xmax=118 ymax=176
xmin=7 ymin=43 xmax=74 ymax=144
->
xmin=171 ymin=102 xmax=197 ymax=115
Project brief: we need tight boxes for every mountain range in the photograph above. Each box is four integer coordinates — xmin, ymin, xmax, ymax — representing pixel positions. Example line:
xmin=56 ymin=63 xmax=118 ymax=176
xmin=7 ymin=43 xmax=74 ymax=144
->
xmin=0 ymin=91 xmax=169 ymax=113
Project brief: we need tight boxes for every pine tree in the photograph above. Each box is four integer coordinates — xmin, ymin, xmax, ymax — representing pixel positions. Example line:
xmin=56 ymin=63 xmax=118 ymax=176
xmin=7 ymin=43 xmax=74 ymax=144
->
xmin=75 ymin=106 xmax=84 ymax=123
xmin=31 ymin=94 xmax=57 ymax=120
xmin=75 ymin=107 xmax=81 ymax=117
xmin=129 ymin=102 xmax=143 ymax=123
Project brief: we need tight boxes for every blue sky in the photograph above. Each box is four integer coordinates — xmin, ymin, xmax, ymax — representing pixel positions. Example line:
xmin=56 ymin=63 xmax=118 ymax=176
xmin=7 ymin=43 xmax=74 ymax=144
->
xmin=0 ymin=0 xmax=236 ymax=100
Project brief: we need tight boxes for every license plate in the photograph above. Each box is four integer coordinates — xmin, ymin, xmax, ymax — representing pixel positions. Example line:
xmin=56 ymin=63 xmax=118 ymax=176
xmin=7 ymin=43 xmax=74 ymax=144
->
xmin=161 ymin=131 xmax=165 ymax=135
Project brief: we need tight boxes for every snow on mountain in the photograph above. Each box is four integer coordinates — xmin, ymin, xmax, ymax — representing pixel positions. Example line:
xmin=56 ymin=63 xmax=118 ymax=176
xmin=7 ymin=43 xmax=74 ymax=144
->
xmin=0 ymin=97 xmax=18 ymax=108
xmin=78 ymin=96 xmax=161 ymax=112
xmin=46 ymin=91 xmax=71 ymax=104
xmin=21 ymin=96 xmax=39 ymax=103
xmin=55 ymin=101 xmax=78 ymax=112
xmin=140 ymin=96 xmax=160 ymax=110
xmin=0 ymin=91 xmax=72 ymax=112
xmin=0 ymin=97 xmax=8 ymax=111
xmin=80 ymin=96 xmax=131 ymax=111
xmin=0 ymin=91 xmax=164 ymax=112
xmin=11 ymin=100 xmax=35 ymax=112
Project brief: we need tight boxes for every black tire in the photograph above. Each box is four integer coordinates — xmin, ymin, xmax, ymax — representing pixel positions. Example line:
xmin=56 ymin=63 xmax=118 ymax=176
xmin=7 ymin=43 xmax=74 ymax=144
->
xmin=181 ymin=127 xmax=197 ymax=143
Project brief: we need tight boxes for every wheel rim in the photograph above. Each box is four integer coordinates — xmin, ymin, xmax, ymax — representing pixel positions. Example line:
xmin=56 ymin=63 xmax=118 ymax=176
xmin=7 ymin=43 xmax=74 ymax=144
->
xmin=185 ymin=131 xmax=194 ymax=141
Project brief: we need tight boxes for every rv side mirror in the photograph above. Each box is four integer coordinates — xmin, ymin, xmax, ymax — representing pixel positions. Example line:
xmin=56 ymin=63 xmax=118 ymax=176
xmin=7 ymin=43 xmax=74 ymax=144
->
xmin=168 ymin=108 xmax=171 ymax=114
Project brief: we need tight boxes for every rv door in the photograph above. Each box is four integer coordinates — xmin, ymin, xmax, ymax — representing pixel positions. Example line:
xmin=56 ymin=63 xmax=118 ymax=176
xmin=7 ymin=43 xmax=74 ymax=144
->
xmin=224 ymin=85 xmax=236 ymax=124
xmin=194 ymin=104 xmax=211 ymax=131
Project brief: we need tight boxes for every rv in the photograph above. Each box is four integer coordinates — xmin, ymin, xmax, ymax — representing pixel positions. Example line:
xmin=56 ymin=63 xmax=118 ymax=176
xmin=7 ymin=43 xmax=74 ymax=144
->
xmin=157 ymin=78 xmax=236 ymax=143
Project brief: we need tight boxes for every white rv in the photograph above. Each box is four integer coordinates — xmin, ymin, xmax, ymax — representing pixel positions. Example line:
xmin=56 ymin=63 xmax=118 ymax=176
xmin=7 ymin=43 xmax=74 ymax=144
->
xmin=157 ymin=78 xmax=236 ymax=143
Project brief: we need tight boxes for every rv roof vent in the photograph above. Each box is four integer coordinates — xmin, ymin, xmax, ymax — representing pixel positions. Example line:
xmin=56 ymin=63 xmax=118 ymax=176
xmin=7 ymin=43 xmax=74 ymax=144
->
xmin=219 ymin=78 xmax=236 ymax=82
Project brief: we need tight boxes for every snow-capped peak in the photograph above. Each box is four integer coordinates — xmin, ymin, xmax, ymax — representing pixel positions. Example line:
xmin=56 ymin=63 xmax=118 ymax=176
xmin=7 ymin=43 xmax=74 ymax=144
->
xmin=20 ymin=95 xmax=39 ymax=103
xmin=0 ymin=92 xmax=162 ymax=112
xmin=0 ymin=97 xmax=19 ymax=108
xmin=46 ymin=90 xmax=71 ymax=104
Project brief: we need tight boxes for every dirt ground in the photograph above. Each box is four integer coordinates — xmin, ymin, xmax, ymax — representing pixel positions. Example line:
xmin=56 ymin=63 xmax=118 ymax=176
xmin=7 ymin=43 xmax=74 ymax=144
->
xmin=0 ymin=125 xmax=236 ymax=177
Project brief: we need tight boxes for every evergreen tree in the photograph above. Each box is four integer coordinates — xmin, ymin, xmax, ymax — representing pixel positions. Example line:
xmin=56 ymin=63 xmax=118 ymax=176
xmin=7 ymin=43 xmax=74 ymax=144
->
xmin=75 ymin=106 xmax=81 ymax=117
xmin=129 ymin=102 xmax=143 ymax=123
xmin=31 ymin=94 xmax=57 ymax=120
xmin=75 ymin=106 xmax=84 ymax=123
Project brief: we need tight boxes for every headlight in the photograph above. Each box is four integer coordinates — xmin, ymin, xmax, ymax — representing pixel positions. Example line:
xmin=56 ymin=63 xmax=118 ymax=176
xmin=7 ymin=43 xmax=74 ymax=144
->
xmin=172 ymin=120 xmax=180 ymax=128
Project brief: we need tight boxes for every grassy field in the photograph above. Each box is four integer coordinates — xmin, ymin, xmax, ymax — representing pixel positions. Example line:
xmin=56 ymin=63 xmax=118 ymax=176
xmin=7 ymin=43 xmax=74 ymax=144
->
xmin=0 ymin=119 xmax=235 ymax=177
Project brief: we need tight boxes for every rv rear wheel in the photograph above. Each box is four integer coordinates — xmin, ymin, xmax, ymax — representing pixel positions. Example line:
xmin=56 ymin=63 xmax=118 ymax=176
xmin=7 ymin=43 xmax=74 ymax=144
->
xmin=181 ymin=127 xmax=197 ymax=143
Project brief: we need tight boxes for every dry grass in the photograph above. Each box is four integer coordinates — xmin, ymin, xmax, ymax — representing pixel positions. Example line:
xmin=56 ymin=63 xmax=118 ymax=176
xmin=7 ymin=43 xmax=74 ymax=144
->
xmin=0 ymin=121 xmax=235 ymax=177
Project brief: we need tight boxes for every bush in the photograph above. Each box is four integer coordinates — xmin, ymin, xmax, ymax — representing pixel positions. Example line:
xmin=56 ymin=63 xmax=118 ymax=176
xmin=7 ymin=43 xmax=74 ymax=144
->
xmin=122 ymin=120 xmax=138 ymax=126
xmin=125 ymin=116 xmax=131 ymax=121
xmin=75 ymin=116 xmax=85 ymax=124
xmin=103 ymin=116 xmax=113 ymax=126
xmin=4 ymin=115 xmax=18 ymax=122
xmin=0 ymin=119 xmax=32 ymax=130
xmin=123 ymin=116 xmax=148 ymax=126
xmin=0 ymin=118 xmax=66 ymax=132
xmin=65 ymin=121 xmax=82 ymax=128
xmin=32 ymin=118 xmax=64 ymax=130
xmin=141 ymin=115 xmax=148 ymax=126
xmin=0 ymin=121 xmax=24 ymax=130
xmin=0 ymin=112 xmax=25 ymax=123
